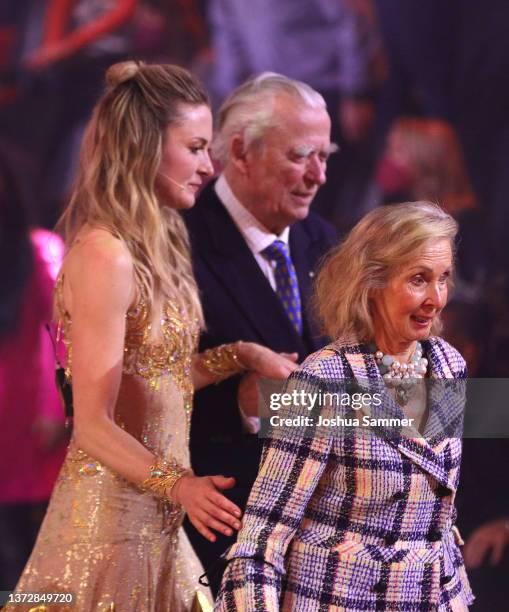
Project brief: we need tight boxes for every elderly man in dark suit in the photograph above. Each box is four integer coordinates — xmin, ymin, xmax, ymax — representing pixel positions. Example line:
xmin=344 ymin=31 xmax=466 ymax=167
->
xmin=184 ymin=72 xmax=338 ymax=594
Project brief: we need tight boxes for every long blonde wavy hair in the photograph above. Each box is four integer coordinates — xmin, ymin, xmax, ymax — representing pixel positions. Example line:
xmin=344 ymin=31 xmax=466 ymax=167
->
xmin=57 ymin=61 xmax=207 ymax=325
xmin=314 ymin=201 xmax=458 ymax=342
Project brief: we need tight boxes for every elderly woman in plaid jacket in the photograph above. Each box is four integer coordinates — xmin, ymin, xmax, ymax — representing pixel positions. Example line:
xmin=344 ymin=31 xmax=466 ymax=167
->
xmin=215 ymin=202 xmax=474 ymax=611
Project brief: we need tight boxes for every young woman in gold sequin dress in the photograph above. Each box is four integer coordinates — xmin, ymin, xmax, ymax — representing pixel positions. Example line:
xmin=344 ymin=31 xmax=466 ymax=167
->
xmin=7 ymin=62 xmax=298 ymax=612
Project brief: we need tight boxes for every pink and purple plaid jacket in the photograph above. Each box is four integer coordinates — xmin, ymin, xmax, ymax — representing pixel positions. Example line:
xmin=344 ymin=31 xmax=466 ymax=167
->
xmin=215 ymin=336 xmax=473 ymax=611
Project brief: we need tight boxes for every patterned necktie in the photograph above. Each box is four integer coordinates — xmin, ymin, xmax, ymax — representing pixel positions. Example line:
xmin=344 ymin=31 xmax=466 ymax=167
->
xmin=262 ymin=240 xmax=303 ymax=334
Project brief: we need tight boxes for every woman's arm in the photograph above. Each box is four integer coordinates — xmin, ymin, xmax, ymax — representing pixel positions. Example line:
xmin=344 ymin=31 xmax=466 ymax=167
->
xmin=67 ymin=233 xmax=153 ymax=481
xmin=215 ymin=370 xmax=334 ymax=610
xmin=191 ymin=343 xmax=298 ymax=391
xmin=65 ymin=231 xmax=241 ymax=539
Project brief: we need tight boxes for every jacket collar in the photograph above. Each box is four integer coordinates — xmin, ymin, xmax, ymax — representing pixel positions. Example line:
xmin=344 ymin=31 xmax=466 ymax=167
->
xmin=337 ymin=337 xmax=461 ymax=490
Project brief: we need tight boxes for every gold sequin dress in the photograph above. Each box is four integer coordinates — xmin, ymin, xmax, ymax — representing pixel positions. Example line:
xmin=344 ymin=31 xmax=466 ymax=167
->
xmin=7 ymin=279 xmax=212 ymax=611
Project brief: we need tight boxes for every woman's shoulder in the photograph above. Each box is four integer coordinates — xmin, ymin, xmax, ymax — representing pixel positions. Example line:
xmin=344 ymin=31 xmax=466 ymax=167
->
xmin=425 ymin=336 xmax=467 ymax=377
xmin=61 ymin=227 xmax=136 ymax=311
xmin=64 ymin=227 xmax=134 ymax=280
xmin=293 ymin=337 xmax=362 ymax=381
xmin=69 ymin=227 xmax=131 ymax=265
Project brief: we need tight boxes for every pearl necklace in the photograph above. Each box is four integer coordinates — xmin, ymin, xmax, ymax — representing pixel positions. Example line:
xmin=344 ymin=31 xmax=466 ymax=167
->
xmin=373 ymin=342 xmax=428 ymax=406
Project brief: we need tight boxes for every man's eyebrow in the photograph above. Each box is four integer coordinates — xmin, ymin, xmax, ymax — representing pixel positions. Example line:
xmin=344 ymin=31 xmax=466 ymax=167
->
xmin=290 ymin=142 xmax=340 ymax=156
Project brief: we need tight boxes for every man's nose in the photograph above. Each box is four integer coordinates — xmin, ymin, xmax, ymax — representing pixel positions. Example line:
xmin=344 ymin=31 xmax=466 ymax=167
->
xmin=306 ymin=154 xmax=327 ymax=185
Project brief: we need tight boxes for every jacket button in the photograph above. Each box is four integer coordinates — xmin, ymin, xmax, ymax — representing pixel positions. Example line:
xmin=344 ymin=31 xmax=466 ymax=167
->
xmin=427 ymin=529 xmax=442 ymax=542
xmin=392 ymin=491 xmax=405 ymax=501
xmin=440 ymin=574 xmax=453 ymax=586
xmin=385 ymin=533 xmax=398 ymax=546
xmin=436 ymin=485 xmax=451 ymax=498
xmin=373 ymin=580 xmax=388 ymax=593
xmin=336 ymin=517 xmax=348 ymax=529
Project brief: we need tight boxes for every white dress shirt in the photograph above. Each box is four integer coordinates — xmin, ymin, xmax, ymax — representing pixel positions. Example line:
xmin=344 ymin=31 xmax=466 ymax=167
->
xmin=215 ymin=174 xmax=290 ymax=291
xmin=214 ymin=174 xmax=293 ymax=433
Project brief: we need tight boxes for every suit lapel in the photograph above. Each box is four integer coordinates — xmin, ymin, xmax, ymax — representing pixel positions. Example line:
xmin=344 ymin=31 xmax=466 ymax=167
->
xmin=199 ymin=190 xmax=307 ymax=353
xmin=342 ymin=342 xmax=457 ymax=490
xmin=289 ymin=223 xmax=327 ymax=352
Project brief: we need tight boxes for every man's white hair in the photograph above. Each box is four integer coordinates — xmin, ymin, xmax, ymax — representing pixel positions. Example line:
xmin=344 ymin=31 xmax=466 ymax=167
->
xmin=212 ymin=72 xmax=327 ymax=165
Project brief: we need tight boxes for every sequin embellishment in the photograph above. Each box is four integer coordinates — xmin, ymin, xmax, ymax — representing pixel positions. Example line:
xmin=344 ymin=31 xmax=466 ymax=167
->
xmin=55 ymin=276 xmax=199 ymax=426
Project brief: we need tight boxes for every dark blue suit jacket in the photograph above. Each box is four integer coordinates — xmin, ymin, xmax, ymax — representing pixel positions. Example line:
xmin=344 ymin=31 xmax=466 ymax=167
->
xmin=183 ymin=180 xmax=337 ymax=590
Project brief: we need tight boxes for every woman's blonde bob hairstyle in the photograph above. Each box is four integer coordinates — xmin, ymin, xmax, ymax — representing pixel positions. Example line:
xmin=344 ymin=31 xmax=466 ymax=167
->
xmin=58 ymin=61 xmax=209 ymax=325
xmin=314 ymin=201 xmax=458 ymax=342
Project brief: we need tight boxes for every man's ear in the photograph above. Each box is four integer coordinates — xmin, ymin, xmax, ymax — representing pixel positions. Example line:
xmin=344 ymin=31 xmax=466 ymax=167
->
xmin=229 ymin=135 xmax=249 ymax=175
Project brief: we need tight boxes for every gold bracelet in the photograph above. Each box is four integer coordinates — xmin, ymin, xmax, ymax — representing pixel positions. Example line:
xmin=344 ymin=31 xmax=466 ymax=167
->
xmin=200 ymin=342 xmax=247 ymax=382
xmin=141 ymin=458 xmax=189 ymax=501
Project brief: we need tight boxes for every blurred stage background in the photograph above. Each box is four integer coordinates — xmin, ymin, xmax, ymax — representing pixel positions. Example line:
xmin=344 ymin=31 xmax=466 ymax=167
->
xmin=1 ymin=1 xmax=508 ymax=609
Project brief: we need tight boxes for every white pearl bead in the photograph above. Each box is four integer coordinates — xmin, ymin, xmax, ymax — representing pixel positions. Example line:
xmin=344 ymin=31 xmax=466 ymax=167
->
xmin=374 ymin=345 xmax=427 ymax=392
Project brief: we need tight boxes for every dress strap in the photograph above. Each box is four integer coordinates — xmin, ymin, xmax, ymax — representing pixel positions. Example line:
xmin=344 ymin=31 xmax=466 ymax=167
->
xmin=55 ymin=274 xmax=67 ymax=322
xmin=54 ymin=274 xmax=73 ymax=381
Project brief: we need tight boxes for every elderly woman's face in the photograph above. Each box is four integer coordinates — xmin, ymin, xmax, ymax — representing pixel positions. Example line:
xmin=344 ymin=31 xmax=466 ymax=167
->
xmin=371 ymin=239 xmax=453 ymax=347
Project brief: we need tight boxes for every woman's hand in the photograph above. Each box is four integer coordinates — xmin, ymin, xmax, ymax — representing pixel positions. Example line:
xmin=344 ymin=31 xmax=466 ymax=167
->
xmin=238 ymin=343 xmax=299 ymax=379
xmin=191 ymin=343 xmax=298 ymax=391
xmin=172 ymin=474 xmax=242 ymax=542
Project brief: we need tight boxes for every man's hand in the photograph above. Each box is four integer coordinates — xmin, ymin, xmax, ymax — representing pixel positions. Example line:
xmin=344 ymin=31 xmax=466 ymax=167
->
xmin=238 ymin=372 xmax=262 ymax=419
xmin=464 ymin=518 xmax=509 ymax=569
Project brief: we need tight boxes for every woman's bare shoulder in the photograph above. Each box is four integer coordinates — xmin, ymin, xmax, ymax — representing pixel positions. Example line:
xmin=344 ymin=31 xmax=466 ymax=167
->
xmin=62 ymin=227 xmax=136 ymax=311
xmin=66 ymin=227 xmax=133 ymax=272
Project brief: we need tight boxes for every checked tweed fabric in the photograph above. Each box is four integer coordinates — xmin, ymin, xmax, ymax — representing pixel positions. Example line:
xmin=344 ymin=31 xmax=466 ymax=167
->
xmin=215 ymin=336 xmax=473 ymax=611
xmin=262 ymin=240 xmax=303 ymax=335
